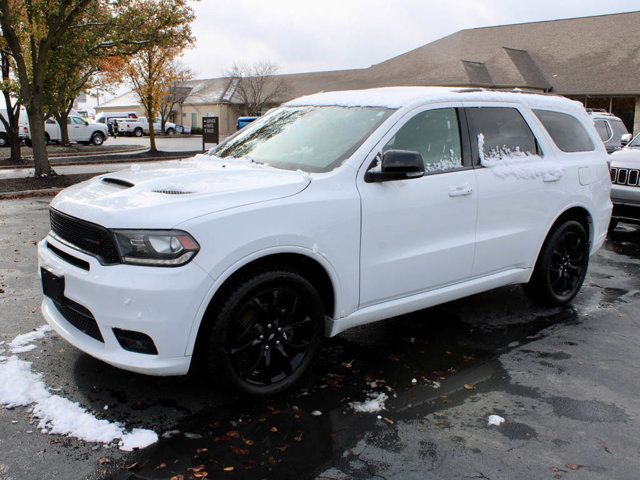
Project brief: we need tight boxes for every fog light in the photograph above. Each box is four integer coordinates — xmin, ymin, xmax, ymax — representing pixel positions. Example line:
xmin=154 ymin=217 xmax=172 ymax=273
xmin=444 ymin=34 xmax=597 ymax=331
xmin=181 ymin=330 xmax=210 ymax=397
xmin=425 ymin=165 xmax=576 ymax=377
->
xmin=113 ymin=328 xmax=158 ymax=355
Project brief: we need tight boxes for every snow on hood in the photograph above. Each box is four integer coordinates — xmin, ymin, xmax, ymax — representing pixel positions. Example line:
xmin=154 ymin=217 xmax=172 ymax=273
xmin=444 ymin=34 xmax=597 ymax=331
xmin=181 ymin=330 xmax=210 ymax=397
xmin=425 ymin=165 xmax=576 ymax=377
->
xmin=610 ymin=148 xmax=640 ymax=169
xmin=51 ymin=155 xmax=311 ymax=228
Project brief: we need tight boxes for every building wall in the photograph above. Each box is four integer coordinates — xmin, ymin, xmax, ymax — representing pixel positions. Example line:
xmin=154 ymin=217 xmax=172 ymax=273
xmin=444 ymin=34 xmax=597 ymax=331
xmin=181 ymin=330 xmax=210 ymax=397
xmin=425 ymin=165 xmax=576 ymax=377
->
xmin=180 ymin=103 xmax=241 ymax=137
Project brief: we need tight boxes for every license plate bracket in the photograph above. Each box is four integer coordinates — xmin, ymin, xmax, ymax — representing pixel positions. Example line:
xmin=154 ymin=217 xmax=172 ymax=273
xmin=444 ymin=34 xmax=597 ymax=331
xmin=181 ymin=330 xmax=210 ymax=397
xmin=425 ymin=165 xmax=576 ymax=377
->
xmin=41 ymin=268 xmax=65 ymax=304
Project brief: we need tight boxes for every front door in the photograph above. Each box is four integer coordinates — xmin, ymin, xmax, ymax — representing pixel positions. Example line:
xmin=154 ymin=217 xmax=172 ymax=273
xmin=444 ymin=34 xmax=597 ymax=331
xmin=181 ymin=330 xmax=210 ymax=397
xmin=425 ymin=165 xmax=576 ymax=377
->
xmin=358 ymin=105 xmax=478 ymax=307
xmin=68 ymin=116 xmax=89 ymax=141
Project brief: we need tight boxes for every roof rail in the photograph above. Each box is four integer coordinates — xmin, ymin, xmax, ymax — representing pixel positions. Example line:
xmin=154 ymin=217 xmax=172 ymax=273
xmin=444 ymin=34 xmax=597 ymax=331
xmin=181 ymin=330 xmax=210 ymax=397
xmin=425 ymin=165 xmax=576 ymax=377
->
xmin=586 ymin=108 xmax=614 ymax=115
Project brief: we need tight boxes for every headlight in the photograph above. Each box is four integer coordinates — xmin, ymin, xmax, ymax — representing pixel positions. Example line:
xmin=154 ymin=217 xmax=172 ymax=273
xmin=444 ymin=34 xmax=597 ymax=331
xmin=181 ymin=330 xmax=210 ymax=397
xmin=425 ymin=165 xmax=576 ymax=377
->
xmin=112 ymin=230 xmax=200 ymax=267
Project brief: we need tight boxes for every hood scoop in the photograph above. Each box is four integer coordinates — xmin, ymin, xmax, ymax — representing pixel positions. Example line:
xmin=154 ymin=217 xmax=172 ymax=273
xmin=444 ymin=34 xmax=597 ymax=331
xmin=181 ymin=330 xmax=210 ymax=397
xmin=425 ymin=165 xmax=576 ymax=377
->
xmin=102 ymin=177 xmax=134 ymax=188
xmin=152 ymin=188 xmax=195 ymax=195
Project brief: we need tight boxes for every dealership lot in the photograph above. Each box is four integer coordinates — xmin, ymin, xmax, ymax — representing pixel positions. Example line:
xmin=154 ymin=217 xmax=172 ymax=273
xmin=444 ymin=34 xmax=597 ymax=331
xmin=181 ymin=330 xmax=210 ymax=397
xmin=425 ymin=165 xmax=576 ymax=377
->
xmin=1 ymin=197 xmax=640 ymax=480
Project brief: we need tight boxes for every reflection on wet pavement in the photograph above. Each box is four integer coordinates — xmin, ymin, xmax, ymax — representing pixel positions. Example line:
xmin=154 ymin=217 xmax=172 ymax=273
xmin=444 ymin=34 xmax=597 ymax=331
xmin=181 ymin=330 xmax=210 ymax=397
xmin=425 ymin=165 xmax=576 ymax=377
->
xmin=110 ymin=304 xmax=579 ymax=480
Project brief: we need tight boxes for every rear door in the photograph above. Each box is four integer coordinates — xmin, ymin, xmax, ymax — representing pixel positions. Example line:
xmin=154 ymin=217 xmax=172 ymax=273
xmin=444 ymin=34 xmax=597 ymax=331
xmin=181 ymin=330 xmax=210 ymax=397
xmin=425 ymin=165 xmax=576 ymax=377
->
xmin=358 ymin=104 xmax=478 ymax=307
xmin=463 ymin=103 xmax=566 ymax=276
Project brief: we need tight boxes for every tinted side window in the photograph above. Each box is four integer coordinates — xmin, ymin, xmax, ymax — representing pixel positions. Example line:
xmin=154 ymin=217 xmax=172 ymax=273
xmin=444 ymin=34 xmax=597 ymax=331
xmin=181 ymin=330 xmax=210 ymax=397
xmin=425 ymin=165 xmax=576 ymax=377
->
xmin=594 ymin=120 xmax=612 ymax=141
xmin=466 ymin=107 xmax=539 ymax=159
xmin=383 ymin=108 xmax=463 ymax=173
xmin=533 ymin=109 xmax=594 ymax=152
xmin=609 ymin=119 xmax=629 ymax=139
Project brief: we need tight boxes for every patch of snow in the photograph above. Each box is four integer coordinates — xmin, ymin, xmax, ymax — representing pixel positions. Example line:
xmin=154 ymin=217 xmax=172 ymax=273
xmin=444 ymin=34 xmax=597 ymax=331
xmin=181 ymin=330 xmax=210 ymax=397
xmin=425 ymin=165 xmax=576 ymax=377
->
xmin=411 ymin=378 xmax=418 ymax=385
xmin=478 ymin=134 xmax=564 ymax=181
xmin=119 ymin=429 xmax=159 ymax=451
xmin=487 ymin=414 xmax=505 ymax=426
xmin=161 ymin=429 xmax=181 ymax=439
xmin=184 ymin=432 xmax=203 ymax=439
xmin=9 ymin=325 xmax=52 ymax=353
xmin=350 ymin=392 xmax=388 ymax=413
xmin=311 ymin=410 xmax=323 ymax=416
xmin=431 ymin=381 xmax=441 ymax=389
xmin=0 ymin=344 xmax=157 ymax=450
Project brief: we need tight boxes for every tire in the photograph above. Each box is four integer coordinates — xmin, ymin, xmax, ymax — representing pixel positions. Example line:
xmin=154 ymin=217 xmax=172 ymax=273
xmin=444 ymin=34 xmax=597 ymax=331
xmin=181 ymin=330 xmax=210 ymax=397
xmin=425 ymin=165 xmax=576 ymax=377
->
xmin=44 ymin=133 xmax=50 ymax=144
xmin=24 ymin=138 xmax=32 ymax=148
xmin=133 ymin=127 xmax=143 ymax=137
xmin=523 ymin=220 xmax=590 ymax=307
xmin=0 ymin=133 xmax=8 ymax=147
xmin=91 ymin=132 xmax=105 ymax=146
xmin=608 ymin=219 xmax=618 ymax=235
xmin=166 ymin=128 xmax=175 ymax=136
xmin=200 ymin=267 xmax=325 ymax=397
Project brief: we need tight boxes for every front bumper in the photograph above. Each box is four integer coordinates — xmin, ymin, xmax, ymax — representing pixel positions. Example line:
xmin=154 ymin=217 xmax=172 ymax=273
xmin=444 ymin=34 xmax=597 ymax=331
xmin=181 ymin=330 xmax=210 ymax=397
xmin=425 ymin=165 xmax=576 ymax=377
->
xmin=611 ymin=186 xmax=640 ymax=224
xmin=37 ymin=234 xmax=212 ymax=376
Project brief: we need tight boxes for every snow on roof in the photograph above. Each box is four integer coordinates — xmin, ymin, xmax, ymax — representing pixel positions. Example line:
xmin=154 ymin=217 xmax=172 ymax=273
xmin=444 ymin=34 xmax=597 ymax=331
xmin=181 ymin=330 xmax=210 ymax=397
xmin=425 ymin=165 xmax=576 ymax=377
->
xmin=97 ymin=90 xmax=140 ymax=109
xmin=182 ymin=78 xmax=232 ymax=105
xmin=285 ymin=86 xmax=585 ymax=112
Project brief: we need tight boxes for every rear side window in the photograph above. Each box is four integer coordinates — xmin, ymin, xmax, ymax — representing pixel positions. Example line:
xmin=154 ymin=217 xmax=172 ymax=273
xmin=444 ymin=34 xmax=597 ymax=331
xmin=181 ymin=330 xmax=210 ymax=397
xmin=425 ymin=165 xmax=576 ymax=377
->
xmin=533 ymin=109 xmax=594 ymax=152
xmin=609 ymin=119 xmax=629 ymax=139
xmin=466 ymin=107 xmax=539 ymax=160
xmin=594 ymin=120 xmax=612 ymax=142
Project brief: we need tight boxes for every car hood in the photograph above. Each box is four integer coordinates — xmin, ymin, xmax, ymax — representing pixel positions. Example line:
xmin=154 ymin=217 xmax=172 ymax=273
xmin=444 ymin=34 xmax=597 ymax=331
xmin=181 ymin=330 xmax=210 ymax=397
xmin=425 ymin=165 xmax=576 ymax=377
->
xmin=610 ymin=148 xmax=640 ymax=169
xmin=51 ymin=155 xmax=311 ymax=228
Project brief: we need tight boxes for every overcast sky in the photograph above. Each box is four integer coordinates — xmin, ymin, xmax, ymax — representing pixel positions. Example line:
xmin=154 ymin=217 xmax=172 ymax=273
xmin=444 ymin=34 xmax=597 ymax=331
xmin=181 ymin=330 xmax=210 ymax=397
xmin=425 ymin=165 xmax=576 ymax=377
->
xmin=182 ymin=0 xmax=639 ymax=79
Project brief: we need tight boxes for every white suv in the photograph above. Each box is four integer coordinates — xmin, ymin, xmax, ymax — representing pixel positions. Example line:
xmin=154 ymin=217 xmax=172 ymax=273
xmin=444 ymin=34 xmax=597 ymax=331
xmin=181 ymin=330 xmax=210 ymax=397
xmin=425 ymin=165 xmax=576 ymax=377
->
xmin=38 ymin=87 xmax=611 ymax=396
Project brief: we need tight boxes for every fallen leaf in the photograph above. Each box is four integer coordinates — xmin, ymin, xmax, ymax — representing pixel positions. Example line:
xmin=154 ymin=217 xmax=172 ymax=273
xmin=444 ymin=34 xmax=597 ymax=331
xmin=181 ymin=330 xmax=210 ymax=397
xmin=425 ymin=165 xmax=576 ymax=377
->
xmin=196 ymin=448 xmax=208 ymax=454
xmin=230 ymin=445 xmax=250 ymax=456
xmin=188 ymin=465 xmax=206 ymax=473
xmin=98 ymin=457 xmax=110 ymax=465
xmin=294 ymin=431 xmax=304 ymax=442
xmin=566 ymin=464 xmax=582 ymax=471
xmin=243 ymin=438 xmax=254 ymax=446
xmin=383 ymin=417 xmax=395 ymax=425
xmin=193 ymin=472 xmax=208 ymax=479
xmin=223 ymin=466 xmax=234 ymax=472
xmin=270 ymin=426 xmax=278 ymax=432
xmin=157 ymin=463 xmax=167 ymax=469
xmin=221 ymin=430 xmax=240 ymax=441
xmin=126 ymin=461 xmax=142 ymax=471
xmin=277 ymin=444 xmax=289 ymax=453
xmin=267 ymin=456 xmax=277 ymax=465
xmin=464 ymin=383 xmax=476 ymax=390
xmin=169 ymin=475 xmax=184 ymax=480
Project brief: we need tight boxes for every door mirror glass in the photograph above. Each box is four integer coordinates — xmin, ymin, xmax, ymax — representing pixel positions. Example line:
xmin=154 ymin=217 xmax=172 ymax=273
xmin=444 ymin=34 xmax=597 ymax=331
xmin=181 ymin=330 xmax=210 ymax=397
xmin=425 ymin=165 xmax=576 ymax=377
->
xmin=365 ymin=150 xmax=425 ymax=183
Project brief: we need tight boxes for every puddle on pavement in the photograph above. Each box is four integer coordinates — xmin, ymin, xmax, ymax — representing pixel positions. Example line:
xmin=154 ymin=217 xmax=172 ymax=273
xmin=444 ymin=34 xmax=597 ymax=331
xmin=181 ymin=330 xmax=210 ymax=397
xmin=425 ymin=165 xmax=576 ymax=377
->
xmin=108 ymin=304 xmax=578 ymax=480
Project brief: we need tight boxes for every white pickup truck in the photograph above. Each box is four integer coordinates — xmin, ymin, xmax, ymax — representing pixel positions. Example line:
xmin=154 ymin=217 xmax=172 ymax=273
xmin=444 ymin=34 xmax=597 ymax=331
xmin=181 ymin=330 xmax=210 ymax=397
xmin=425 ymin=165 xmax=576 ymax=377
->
xmin=117 ymin=117 xmax=177 ymax=137
xmin=23 ymin=115 xmax=109 ymax=146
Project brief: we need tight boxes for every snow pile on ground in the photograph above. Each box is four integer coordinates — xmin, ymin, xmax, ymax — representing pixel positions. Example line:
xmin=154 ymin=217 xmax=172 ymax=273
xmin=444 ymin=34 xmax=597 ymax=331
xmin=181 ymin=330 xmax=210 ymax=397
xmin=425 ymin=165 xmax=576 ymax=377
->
xmin=478 ymin=133 xmax=563 ymax=182
xmin=487 ymin=414 xmax=506 ymax=426
xmin=350 ymin=392 xmax=388 ymax=413
xmin=0 ymin=327 xmax=158 ymax=451
xmin=9 ymin=325 xmax=52 ymax=354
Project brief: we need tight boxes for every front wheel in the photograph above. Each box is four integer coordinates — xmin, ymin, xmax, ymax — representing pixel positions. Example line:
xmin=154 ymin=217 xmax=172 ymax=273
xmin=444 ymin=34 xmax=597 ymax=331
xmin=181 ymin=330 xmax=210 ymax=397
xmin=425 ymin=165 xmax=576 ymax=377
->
xmin=0 ymin=133 xmax=8 ymax=147
xmin=201 ymin=268 xmax=325 ymax=397
xmin=523 ymin=220 xmax=589 ymax=307
xmin=166 ymin=128 xmax=175 ymax=135
xmin=91 ymin=132 xmax=105 ymax=146
xmin=133 ymin=128 xmax=143 ymax=137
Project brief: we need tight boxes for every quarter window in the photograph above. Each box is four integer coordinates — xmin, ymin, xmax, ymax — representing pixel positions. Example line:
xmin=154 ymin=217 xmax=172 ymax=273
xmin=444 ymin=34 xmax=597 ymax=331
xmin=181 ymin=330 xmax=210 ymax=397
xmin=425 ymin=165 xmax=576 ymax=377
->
xmin=594 ymin=120 xmax=612 ymax=142
xmin=533 ymin=109 xmax=595 ymax=152
xmin=383 ymin=108 xmax=463 ymax=173
xmin=466 ymin=107 xmax=539 ymax=160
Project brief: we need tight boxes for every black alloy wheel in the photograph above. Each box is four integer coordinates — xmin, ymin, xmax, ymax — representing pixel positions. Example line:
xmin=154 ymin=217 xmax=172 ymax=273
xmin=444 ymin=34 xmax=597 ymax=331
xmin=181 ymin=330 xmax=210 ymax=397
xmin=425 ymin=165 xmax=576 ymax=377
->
xmin=202 ymin=268 xmax=324 ymax=397
xmin=523 ymin=220 xmax=589 ymax=306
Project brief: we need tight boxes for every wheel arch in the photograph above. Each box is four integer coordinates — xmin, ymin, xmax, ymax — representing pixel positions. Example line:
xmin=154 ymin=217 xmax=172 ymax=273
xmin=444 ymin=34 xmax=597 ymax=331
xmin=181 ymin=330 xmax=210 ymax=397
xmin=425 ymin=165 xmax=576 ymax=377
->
xmin=186 ymin=249 xmax=339 ymax=358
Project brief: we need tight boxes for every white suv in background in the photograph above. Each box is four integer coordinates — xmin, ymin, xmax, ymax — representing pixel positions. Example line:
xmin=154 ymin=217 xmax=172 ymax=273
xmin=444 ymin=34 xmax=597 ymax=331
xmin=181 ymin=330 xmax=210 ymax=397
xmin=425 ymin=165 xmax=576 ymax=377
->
xmin=24 ymin=115 xmax=108 ymax=146
xmin=589 ymin=109 xmax=632 ymax=153
xmin=38 ymin=87 xmax=611 ymax=396
xmin=609 ymin=133 xmax=640 ymax=231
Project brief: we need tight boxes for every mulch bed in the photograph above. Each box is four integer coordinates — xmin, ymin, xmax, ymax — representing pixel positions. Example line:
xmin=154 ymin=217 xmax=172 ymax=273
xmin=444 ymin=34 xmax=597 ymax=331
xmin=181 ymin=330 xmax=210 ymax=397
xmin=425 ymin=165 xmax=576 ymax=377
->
xmin=0 ymin=144 xmax=142 ymax=162
xmin=0 ymin=173 xmax=104 ymax=195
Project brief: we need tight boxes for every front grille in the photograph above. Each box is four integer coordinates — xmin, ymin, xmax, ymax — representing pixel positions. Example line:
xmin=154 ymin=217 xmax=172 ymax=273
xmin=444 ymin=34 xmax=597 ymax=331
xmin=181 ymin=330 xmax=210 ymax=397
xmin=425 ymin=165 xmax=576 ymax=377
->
xmin=611 ymin=167 xmax=640 ymax=187
xmin=49 ymin=209 xmax=120 ymax=264
xmin=53 ymin=298 xmax=104 ymax=342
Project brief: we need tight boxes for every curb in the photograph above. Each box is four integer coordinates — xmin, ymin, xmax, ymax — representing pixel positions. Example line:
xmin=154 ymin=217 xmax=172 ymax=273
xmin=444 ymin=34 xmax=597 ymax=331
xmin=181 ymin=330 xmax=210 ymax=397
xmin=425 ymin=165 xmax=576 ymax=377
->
xmin=0 ymin=147 xmax=147 ymax=168
xmin=0 ymin=187 xmax=61 ymax=200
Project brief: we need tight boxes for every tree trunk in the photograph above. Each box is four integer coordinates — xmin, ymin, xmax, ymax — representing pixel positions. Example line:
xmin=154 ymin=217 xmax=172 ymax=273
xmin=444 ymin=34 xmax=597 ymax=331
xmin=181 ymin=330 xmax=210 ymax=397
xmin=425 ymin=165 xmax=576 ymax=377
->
xmin=55 ymin=112 xmax=71 ymax=146
xmin=9 ymin=133 xmax=21 ymax=162
xmin=149 ymin=122 xmax=157 ymax=152
xmin=28 ymin=104 xmax=52 ymax=177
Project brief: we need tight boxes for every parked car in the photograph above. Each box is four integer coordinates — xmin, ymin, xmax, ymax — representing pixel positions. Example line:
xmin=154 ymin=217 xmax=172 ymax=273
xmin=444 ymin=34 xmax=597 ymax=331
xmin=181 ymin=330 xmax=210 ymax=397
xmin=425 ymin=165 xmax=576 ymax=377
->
xmin=24 ymin=115 xmax=109 ymax=146
xmin=237 ymin=116 xmax=258 ymax=130
xmin=117 ymin=117 xmax=177 ymax=136
xmin=0 ymin=106 xmax=28 ymax=147
xmin=38 ymin=87 xmax=611 ymax=397
xmin=95 ymin=112 xmax=139 ymax=136
xmin=588 ymin=109 xmax=632 ymax=153
xmin=608 ymin=133 xmax=640 ymax=231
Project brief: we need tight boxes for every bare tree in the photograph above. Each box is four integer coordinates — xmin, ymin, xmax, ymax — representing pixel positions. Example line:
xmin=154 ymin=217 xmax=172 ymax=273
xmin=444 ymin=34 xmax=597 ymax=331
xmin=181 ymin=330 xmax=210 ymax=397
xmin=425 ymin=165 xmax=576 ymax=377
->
xmin=226 ymin=62 xmax=288 ymax=116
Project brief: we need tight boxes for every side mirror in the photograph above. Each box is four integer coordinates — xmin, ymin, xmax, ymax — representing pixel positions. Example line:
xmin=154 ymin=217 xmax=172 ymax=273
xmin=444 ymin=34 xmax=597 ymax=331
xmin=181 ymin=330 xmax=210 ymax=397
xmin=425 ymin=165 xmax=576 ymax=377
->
xmin=621 ymin=133 xmax=632 ymax=146
xmin=365 ymin=149 xmax=425 ymax=183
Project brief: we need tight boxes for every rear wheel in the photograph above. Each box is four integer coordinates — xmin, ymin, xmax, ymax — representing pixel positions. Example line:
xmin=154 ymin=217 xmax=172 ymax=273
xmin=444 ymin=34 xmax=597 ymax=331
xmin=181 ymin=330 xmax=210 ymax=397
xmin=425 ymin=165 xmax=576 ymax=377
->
xmin=201 ymin=268 xmax=324 ymax=397
xmin=166 ymin=127 xmax=175 ymax=135
xmin=133 ymin=127 xmax=143 ymax=137
xmin=0 ymin=133 xmax=8 ymax=147
xmin=523 ymin=220 xmax=589 ymax=307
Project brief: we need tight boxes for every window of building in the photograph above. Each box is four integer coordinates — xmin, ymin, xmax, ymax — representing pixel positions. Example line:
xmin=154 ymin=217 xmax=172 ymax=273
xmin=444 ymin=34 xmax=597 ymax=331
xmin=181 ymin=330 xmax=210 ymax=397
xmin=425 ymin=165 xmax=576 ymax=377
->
xmin=533 ymin=109 xmax=595 ymax=153
xmin=383 ymin=108 xmax=463 ymax=173
xmin=191 ymin=113 xmax=198 ymax=128
xmin=466 ymin=107 xmax=539 ymax=159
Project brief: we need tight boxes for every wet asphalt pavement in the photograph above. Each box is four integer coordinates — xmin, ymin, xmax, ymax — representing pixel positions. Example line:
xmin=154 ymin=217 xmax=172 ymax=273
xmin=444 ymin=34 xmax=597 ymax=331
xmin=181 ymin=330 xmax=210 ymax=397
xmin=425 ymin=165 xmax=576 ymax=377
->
xmin=1 ymin=197 xmax=640 ymax=479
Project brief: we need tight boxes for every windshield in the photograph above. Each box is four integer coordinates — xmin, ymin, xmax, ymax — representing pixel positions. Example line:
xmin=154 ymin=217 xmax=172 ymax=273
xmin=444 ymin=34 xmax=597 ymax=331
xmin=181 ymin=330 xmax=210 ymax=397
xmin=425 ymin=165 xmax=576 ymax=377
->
xmin=212 ymin=106 xmax=394 ymax=172
xmin=628 ymin=133 xmax=640 ymax=148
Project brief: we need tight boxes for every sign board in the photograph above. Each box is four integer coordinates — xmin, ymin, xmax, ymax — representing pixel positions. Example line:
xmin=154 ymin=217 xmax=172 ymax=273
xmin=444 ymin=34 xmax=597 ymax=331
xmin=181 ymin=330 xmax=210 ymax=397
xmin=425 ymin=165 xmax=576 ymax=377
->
xmin=202 ymin=116 xmax=219 ymax=150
